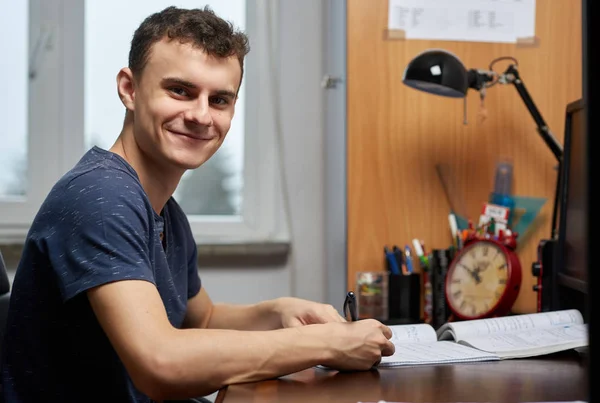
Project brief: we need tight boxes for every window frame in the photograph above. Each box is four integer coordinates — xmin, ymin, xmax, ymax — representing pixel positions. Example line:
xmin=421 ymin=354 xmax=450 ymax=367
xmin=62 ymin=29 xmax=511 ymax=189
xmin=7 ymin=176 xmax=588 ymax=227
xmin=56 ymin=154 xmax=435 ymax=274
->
xmin=0 ymin=0 xmax=283 ymax=246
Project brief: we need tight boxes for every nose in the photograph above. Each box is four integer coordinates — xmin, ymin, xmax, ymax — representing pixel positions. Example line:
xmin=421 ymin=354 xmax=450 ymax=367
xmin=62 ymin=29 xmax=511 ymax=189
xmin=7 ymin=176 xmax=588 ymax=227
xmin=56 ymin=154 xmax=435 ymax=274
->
xmin=184 ymin=97 xmax=213 ymax=127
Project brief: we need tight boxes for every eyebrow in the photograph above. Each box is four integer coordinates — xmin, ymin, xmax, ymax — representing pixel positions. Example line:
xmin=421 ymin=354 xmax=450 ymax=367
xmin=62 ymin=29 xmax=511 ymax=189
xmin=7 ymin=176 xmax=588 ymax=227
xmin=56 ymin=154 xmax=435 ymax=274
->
xmin=161 ymin=77 xmax=236 ymax=99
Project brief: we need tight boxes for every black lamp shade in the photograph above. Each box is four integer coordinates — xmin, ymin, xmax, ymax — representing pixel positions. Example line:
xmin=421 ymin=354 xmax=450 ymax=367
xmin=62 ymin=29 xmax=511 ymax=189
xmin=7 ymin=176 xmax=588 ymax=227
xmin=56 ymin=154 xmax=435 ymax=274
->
xmin=402 ymin=50 xmax=469 ymax=98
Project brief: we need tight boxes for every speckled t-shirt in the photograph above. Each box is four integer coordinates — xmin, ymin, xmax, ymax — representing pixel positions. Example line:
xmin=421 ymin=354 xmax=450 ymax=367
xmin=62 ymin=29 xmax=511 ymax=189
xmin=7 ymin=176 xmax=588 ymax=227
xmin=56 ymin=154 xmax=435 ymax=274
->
xmin=1 ymin=146 xmax=201 ymax=402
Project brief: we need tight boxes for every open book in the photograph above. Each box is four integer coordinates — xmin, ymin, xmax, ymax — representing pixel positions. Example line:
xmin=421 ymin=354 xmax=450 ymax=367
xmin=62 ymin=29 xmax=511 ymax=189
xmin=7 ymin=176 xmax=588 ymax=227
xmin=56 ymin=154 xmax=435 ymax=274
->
xmin=379 ymin=309 xmax=587 ymax=367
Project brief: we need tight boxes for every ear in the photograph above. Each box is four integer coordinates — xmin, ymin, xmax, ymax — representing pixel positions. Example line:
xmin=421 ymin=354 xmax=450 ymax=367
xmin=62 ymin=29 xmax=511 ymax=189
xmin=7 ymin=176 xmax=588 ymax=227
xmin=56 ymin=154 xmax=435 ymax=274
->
xmin=116 ymin=67 xmax=136 ymax=111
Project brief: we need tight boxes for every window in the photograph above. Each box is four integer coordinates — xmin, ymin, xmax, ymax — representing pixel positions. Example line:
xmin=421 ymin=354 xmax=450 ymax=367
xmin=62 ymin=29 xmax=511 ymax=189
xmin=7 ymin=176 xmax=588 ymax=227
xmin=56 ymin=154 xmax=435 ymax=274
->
xmin=0 ymin=0 xmax=280 ymax=245
xmin=0 ymin=1 xmax=28 ymax=199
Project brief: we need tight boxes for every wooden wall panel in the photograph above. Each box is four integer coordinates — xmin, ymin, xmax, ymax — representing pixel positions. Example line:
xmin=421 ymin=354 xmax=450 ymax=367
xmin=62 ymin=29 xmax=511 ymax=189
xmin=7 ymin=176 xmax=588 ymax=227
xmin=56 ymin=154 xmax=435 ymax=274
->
xmin=347 ymin=0 xmax=582 ymax=313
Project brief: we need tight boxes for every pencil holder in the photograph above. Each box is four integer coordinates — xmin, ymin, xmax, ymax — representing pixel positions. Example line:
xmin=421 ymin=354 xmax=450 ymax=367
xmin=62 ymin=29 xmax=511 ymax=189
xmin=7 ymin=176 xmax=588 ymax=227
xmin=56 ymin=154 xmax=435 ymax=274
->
xmin=387 ymin=273 xmax=421 ymax=324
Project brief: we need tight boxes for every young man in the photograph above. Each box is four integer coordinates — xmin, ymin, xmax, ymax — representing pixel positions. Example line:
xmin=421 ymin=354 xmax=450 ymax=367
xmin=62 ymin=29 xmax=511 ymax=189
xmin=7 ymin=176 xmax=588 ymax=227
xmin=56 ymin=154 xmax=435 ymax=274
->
xmin=1 ymin=6 xmax=394 ymax=402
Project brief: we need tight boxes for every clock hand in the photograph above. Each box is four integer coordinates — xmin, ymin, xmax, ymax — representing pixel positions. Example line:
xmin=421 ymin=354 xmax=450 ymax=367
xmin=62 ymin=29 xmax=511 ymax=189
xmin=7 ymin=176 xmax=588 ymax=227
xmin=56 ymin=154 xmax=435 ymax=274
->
xmin=459 ymin=263 xmax=474 ymax=275
xmin=472 ymin=267 xmax=482 ymax=284
xmin=459 ymin=263 xmax=482 ymax=284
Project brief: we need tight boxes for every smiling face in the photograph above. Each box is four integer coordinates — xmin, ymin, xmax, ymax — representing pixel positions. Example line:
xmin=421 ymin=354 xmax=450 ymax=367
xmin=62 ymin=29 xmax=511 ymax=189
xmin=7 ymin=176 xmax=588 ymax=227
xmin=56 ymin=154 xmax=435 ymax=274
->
xmin=120 ymin=38 xmax=241 ymax=172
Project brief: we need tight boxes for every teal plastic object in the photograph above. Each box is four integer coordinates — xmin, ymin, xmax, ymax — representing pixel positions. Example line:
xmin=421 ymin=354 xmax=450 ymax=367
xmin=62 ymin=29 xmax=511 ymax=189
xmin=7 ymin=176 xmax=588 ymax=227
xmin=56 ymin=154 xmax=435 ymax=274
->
xmin=509 ymin=195 xmax=547 ymax=238
xmin=454 ymin=214 xmax=470 ymax=231
xmin=452 ymin=195 xmax=547 ymax=239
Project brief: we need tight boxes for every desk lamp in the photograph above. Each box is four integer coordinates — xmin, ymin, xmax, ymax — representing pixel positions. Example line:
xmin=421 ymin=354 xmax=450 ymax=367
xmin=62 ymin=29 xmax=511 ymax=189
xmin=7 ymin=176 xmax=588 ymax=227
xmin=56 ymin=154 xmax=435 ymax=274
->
xmin=402 ymin=49 xmax=563 ymax=239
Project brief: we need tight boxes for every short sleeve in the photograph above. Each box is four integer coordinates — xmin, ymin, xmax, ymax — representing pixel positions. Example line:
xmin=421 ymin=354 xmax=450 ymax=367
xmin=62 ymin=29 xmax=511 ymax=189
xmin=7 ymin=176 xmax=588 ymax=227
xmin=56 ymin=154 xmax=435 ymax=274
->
xmin=186 ymin=240 xmax=201 ymax=299
xmin=44 ymin=168 xmax=156 ymax=301
xmin=157 ymin=196 xmax=201 ymax=301
xmin=173 ymin=199 xmax=201 ymax=299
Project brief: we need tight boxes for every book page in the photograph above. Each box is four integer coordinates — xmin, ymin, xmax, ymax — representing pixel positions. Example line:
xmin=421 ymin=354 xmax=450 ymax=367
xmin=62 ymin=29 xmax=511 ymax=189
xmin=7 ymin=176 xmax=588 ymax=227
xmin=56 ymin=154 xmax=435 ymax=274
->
xmin=459 ymin=323 xmax=588 ymax=359
xmin=379 ymin=341 xmax=499 ymax=367
xmin=389 ymin=323 xmax=438 ymax=344
xmin=437 ymin=309 xmax=584 ymax=342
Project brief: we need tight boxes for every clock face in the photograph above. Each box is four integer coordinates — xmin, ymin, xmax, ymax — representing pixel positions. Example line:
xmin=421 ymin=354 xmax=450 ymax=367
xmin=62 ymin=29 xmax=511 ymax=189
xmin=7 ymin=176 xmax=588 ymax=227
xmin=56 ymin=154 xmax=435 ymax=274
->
xmin=446 ymin=241 xmax=509 ymax=318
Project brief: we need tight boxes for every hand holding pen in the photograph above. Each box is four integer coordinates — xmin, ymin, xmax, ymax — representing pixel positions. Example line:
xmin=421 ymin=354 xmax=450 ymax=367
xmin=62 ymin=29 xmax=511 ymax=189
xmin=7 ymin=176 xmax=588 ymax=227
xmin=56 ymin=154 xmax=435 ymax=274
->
xmin=317 ymin=317 xmax=395 ymax=371
xmin=311 ymin=290 xmax=395 ymax=371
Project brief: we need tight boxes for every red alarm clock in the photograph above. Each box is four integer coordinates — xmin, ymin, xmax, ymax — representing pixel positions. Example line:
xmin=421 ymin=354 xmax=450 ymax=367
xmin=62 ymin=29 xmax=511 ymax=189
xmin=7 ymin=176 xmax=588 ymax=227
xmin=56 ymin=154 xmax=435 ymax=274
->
xmin=445 ymin=232 xmax=522 ymax=320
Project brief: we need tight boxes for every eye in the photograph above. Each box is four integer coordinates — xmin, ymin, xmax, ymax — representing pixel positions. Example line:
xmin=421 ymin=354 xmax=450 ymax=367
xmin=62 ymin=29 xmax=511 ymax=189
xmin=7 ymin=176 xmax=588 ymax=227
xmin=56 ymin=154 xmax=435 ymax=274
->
xmin=169 ymin=87 xmax=190 ymax=97
xmin=210 ymin=96 xmax=228 ymax=106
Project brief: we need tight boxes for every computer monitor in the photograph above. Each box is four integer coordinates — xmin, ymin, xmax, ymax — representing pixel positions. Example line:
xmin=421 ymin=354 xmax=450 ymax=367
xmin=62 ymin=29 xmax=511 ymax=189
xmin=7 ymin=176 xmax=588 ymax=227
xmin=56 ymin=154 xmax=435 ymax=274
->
xmin=555 ymin=98 xmax=588 ymax=317
xmin=582 ymin=0 xmax=595 ymax=400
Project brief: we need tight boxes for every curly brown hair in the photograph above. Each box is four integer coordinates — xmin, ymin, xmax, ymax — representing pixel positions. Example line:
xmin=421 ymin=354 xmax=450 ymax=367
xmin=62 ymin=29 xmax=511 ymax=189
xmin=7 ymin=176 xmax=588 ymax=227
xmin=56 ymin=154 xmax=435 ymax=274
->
xmin=129 ymin=5 xmax=250 ymax=88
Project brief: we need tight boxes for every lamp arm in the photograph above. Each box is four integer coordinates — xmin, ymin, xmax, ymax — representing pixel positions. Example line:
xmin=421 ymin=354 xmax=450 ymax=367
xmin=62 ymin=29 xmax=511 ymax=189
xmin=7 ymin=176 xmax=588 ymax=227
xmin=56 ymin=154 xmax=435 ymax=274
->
xmin=503 ymin=64 xmax=563 ymax=239
xmin=551 ymin=160 xmax=562 ymax=239
xmin=503 ymin=64 xmax=563 ymax=162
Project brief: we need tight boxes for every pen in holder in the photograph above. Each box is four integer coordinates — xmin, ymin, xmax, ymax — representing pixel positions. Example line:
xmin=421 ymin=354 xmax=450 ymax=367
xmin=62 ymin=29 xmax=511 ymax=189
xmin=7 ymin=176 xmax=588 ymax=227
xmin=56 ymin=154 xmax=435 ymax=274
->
xmin=384 ymin=244 xmax=420 ymax=324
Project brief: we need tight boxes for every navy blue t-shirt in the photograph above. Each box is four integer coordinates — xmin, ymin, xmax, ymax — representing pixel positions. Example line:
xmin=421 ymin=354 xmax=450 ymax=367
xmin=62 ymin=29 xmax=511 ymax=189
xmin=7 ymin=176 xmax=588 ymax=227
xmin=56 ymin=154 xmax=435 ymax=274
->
xmin=1 ymin=146 xmax=202 ymax=402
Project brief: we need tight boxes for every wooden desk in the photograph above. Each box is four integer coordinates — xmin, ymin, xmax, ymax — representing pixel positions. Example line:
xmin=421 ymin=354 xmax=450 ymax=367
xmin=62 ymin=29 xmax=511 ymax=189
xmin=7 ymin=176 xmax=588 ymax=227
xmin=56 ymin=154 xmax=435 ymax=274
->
xmin=216 ymin=352 xmax=587 ymax=403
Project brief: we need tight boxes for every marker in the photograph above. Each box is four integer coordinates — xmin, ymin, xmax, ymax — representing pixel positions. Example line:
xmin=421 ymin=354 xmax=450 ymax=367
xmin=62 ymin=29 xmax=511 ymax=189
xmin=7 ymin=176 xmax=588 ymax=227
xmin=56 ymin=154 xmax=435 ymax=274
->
xmin=412 ymin=239 xmax=429 ymax=269
xmin=412 ymin=238 xmax=423 ymax=257
xmin=392 ymin=245 xmax=408 ymax=275
xmin=384 ymin=246 xmax=401 ymax=275
xmin=404 ymin=245 xmax=414 ymax=274
xmin=420 ymin=240 xmax=430 ymax=265
xmin=448 ymin=213 xmax=458 ymax=247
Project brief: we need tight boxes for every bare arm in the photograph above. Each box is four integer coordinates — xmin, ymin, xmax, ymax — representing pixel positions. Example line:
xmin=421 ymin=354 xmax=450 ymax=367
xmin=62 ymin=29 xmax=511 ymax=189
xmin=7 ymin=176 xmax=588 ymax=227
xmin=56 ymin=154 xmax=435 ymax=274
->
xmin=183 ymin=288 xmax=344 ymax=331
xmin=88 ymin=280 xmax=394 ymax=401
xmin=182 ymin=288 xmax=282 ymax=330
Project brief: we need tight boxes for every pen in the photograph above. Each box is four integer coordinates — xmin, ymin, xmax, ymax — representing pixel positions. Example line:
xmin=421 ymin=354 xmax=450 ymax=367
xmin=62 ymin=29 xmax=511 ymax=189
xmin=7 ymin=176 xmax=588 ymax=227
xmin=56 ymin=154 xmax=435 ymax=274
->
xmin=404 ymin=245 xmax=414 ymax=274
xmin=420 ymin=240 xmax=430 ymax=265
xmin=392 ymin=245 xmax=408 ymax=275
xmin=384 ymin=246 xmax=401 ymax=275
xmin=344 ymin=291 xmax=358 ymax=321
xmin=420 ymin=240 xmax=428 ymax=256
xmin=448 ymin=213 xmax=458 ymax=248
xmin=412 ymin=238 xmax=429 ymax=269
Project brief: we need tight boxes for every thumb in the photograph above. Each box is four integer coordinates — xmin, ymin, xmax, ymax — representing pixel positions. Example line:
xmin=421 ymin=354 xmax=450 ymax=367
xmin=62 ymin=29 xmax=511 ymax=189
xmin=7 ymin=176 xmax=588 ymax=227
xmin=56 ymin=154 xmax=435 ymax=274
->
xmin=284 ymin=317 xmax=304 ymax=328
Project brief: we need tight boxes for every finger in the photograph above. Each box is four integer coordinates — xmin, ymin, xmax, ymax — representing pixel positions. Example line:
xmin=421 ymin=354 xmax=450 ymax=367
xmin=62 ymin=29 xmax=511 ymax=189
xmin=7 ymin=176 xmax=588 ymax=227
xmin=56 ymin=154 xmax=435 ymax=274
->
xmin=330 ymin=312 xmax=346 ymax=322
xmin=285 ymin=318 xmax=304 ymax=328
xmin=328 ymin=305 xmax=346 ymax=323
xmin=321 ymin=306 xmax=346 ymax=323
xmin=382 ymin=340 xmax=396 ymax=356
xmin=363 ymin=318 xmax=382 ymax=327
xmin=332 ymin=311 xmax=347 ymax=323
xmin=380 ymin=325 xmax=393 ymax=339
xmin=315 ymin=312 xmax=341 ymax=324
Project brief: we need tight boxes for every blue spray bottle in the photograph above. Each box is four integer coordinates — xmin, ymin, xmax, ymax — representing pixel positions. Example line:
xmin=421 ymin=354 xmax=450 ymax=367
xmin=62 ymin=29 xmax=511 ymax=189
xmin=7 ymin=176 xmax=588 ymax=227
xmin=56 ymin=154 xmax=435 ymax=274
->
xmin=490 ymin=159 xmax=515 ymax=226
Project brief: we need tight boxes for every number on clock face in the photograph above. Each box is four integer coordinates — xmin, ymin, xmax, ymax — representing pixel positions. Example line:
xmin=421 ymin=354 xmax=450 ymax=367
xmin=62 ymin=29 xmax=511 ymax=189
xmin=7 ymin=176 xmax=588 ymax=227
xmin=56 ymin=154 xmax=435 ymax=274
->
xmin=447 ymin=242 xmax=508 ymax=318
